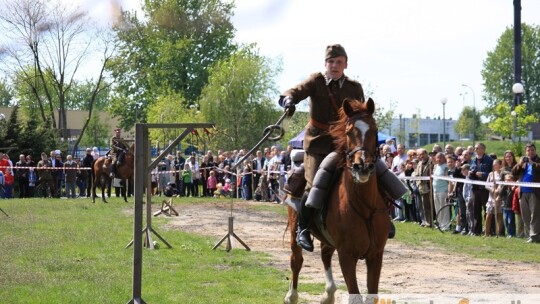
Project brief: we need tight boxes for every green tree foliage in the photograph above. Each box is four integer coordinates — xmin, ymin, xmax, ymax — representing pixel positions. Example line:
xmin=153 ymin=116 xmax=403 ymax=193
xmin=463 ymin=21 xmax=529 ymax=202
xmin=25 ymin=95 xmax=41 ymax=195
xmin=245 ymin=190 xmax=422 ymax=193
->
xmin=374 ymin=100 xmax=396 ymax=133
xmin=108 ymin=0 xmax=237 ymax=127
xmin=454 ymin=106 xmax=482 ymax=140
xmin=488 ymin=103 xmax=536 ymax=152
xmin=198 ymin=47 xmax=281 ymax=152
xmin=482 ymin=23 xmax=540 ymax=117
xmin=0 ymin=78 xmax=14 ymax=106
xmin=79 ymin=114 xmax=109 ymax=148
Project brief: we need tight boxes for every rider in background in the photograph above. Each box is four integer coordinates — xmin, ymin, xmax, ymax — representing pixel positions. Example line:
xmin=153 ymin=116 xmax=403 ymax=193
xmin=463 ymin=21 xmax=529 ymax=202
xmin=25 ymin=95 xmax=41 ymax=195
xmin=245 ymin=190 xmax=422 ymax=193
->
xmin=109 ymin=128 xmax=127 ymax=179
xmin=279 ymin=44 xmax=365 ymax=252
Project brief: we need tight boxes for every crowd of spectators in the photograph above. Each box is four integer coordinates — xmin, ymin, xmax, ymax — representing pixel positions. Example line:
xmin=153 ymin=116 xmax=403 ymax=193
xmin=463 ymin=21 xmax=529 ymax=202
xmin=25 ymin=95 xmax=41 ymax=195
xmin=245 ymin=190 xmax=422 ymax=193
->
xmin=150 ymin=145 xmax=293 ymax=203
xmin=382 ymin=139 xmax=540 ymax=244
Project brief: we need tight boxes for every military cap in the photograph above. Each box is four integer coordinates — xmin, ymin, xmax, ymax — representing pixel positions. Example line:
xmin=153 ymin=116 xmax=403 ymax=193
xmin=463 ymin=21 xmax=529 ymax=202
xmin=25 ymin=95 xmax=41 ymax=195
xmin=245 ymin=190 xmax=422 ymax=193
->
xmin=325 ymin=44 xmax=348 ymax=60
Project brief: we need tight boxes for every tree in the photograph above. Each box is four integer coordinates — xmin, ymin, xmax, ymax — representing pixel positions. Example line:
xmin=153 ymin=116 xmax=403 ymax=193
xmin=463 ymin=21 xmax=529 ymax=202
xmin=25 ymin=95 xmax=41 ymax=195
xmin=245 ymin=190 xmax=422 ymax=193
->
xmin=454 ymin=106 xmax=482 ymax=140
xmin=108 ymin=0 xmax=237 ymax=127
xmin=0 ymin=0 xmax=115 ymax=148
xmin=198 ymin=46 xmax=281 ymax=152
xmin=374 ymin=100 xmax=396 ymax=134
xmin=488 ymin=103 xmax=536 ymax=154
xmin=482 ymin=23 xmax=540 ymax=118
xmin=0 ymin=78 xmax=14 ymax=106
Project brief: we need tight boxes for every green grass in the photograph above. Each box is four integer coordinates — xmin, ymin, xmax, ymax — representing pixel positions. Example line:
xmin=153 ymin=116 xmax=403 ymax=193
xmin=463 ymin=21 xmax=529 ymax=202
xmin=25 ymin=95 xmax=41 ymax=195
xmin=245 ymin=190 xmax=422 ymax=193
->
xmin=0 ymin=197 xmax=289 ymax=304
xmin=1 ymin=197 xmax=539 ymax=303
xmin=393 ymin=220 xmax=540 ymax=262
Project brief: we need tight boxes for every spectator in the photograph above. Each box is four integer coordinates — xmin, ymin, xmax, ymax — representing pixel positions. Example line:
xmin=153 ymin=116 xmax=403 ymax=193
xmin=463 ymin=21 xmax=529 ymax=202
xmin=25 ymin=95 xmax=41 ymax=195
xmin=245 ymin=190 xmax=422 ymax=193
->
xmin=414 ymin=148 xmax=433 ymax=227
xmin=63 ymin=155 xmax=78 ymax=198
xmin=3 ymin=167 xmax=14 ymax=198
xmin=37 ymin=152 xmax=53 ymax=198
xmin=82 ymin=148 xmax=94 ymax=197
xmin=512 ymin=143 xmax=540 ymax=243
xmin=485 ymin=158 xmax=504 ymax=237
xmin=49 ymin=150 xmax=64 ymax=198
xmin=448 ymin=154 xmax=468 ymax=235
xmin=462 ymin=164 xmax=475 ymax=235
xmin=469 ymin=143 xmax=493 ymax=236
xmin=391 ymin=144 xmax=407 ymax=174
xmin=207 ymin=170 xmax=218 ymax=198
xmin=433 ymin=152 xmax=450 ymax=230
xmin=15 ymin=154 xmax=29 ymax=198
xmin=500 ymin=173 xmax=516 ymax=238
xmin=182 ymin=163 xmax=193 ymax=197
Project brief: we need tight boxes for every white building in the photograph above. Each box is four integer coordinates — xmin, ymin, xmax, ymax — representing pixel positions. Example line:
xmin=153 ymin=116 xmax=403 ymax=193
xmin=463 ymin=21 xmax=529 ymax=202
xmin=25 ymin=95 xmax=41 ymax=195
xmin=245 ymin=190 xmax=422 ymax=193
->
xmin=381 ymin=115 xmax=460 ymax=149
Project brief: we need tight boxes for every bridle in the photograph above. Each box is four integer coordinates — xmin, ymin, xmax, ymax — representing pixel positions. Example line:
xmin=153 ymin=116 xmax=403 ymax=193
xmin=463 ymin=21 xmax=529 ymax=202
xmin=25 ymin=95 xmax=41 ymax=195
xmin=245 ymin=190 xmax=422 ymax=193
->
xmin=344 ymin=111 xmax=379 ymax=183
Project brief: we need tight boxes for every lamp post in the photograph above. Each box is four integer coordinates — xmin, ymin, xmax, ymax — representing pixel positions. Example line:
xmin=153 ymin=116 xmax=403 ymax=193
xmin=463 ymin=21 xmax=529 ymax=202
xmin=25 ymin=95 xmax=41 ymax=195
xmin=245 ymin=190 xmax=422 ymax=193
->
xmin=512 ymin=82 xmax=524 ymax=146
xmin=441 ymin=98 xmax=448 ymax=148
xmin=461 ymin=84 xmax=476 ymax=147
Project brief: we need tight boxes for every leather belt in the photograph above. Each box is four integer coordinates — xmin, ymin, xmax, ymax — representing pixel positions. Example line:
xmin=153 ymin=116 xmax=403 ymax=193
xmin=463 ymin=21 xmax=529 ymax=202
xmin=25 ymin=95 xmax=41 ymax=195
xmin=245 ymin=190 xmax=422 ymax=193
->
xmin=310 ymin=119 xmax=331 ymax=131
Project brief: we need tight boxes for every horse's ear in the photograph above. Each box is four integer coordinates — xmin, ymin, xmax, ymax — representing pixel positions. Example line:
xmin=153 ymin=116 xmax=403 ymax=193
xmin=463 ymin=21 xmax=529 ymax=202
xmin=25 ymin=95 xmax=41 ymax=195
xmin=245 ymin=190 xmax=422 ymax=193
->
xmin=343 ymin=98 xmax=355 ymax=116
xmin=366 ymin=98 xmax=375 ymax=115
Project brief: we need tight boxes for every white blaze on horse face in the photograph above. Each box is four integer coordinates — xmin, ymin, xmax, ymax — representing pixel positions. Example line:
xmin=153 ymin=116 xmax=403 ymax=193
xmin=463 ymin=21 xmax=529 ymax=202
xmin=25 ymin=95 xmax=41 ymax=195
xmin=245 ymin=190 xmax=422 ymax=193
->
xmin=354 ymin=120 xmax=370 ymax=145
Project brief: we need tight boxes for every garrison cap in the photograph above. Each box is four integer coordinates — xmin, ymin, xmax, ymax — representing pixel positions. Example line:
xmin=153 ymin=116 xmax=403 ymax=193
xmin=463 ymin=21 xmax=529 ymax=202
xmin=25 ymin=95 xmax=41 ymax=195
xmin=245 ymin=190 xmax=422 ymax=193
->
xmin=325 ymin=44 xmax=348 ymax=60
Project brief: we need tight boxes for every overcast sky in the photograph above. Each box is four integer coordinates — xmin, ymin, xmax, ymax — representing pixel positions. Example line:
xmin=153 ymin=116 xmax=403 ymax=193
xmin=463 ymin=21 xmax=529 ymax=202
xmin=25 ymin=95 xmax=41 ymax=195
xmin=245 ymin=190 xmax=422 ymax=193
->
xmin=84 ymin=0 xmax=540 ymax=120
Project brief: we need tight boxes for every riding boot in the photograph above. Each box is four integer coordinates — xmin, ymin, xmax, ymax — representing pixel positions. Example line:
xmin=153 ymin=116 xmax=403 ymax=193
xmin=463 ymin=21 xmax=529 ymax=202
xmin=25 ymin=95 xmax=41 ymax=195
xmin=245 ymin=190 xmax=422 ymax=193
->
xmin=110 ymin=163 xmax=117 ymax=179
xmin=389 ymin=220 xmax=396 ymax=239
xmin=296 ymin=192 xmax=314 ymax=252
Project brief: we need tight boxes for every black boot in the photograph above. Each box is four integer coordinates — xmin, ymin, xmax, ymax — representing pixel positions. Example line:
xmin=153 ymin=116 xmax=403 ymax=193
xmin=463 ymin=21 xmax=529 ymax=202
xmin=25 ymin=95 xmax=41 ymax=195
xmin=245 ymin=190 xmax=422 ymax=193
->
xmin=296 ymin=193 xmax=314 ymax=252
xmin=389 ymin=221 xmax=396 ymax=239
xmin=110 ymin=163 xmax=116 ymax=178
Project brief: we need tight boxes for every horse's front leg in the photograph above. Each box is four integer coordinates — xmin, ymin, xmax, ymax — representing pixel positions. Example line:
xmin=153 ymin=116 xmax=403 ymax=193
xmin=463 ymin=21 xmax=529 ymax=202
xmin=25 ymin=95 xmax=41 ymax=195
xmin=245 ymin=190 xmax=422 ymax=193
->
xmin=92 ymin=178 xmax=97 ymax=203
xmin=338 ymin=251 xmax=360 ymax=296
xmin=284 ymin=208 xmax=302 ymax=304
xmin=320 ymin=244 xmax=337 ymax=304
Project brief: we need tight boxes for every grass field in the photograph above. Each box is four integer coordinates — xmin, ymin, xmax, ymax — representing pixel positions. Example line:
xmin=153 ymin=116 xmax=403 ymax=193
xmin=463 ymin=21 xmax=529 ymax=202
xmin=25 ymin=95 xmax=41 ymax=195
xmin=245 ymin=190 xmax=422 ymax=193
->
xmin=0 ymin=197 xmax=290 ymax=304
xmin=1 ymin=196 xmax=539 ymax=303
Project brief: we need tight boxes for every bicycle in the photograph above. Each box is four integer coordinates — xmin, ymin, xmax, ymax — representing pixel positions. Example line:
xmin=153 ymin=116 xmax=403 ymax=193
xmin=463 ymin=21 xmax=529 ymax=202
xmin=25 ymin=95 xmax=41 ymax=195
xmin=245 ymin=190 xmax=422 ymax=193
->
xmin=435 ymin=196 xmax=459 ymax=233
xmin=34 ymin=181 xmax=53 ymax=198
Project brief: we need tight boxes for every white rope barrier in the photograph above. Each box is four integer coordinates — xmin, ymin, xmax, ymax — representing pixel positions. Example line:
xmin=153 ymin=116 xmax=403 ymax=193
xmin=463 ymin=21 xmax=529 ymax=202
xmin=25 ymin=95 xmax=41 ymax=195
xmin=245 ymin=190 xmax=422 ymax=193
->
xmin=399 ymin=174 xmax=540 ymax=188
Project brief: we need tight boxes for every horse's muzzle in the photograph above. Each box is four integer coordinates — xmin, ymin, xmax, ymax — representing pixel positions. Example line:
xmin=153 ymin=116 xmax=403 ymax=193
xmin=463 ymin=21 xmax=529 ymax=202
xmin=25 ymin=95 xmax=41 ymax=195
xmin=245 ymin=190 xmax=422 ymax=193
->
xmin=350 ymin=161 xmax=375 ymax=183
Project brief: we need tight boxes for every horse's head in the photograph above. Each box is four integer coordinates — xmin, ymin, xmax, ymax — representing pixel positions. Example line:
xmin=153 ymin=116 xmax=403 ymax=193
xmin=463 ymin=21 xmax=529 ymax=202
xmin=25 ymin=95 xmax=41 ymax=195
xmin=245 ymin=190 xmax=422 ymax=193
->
xmin=332 ymin=98 xmax=379 ymax=184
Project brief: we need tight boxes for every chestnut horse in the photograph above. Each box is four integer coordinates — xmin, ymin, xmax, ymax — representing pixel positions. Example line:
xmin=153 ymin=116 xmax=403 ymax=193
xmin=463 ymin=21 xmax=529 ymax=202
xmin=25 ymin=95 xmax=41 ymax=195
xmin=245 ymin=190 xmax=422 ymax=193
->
xmin=284 ymin=98 xmax=389 ymax=304
xmin=92 ymin=144 xmax=134 ymax=203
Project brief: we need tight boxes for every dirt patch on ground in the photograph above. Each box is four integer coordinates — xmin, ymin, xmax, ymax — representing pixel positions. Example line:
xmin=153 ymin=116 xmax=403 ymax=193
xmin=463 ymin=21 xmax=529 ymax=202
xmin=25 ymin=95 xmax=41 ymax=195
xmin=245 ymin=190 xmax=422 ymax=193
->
xmin=160 ymin=200 xmax=540 ymax=303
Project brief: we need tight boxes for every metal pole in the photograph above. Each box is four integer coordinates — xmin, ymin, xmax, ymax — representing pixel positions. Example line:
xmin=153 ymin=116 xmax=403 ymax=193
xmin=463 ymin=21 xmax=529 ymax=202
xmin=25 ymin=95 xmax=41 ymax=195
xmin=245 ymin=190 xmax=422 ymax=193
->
xmin=461 ymin=84 xmax=476 ymax=147
xmin=514 ymin=0 xmax=522 ymax=108
xmin=442 ymin=103 xmax=446 ymax=148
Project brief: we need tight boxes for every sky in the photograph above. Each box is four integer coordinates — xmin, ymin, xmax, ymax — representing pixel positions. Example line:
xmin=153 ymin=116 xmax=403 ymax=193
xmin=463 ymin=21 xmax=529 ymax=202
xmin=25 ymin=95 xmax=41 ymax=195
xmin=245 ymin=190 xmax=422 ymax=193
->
xmin=81 ymin=0 xmax=540 ymax=120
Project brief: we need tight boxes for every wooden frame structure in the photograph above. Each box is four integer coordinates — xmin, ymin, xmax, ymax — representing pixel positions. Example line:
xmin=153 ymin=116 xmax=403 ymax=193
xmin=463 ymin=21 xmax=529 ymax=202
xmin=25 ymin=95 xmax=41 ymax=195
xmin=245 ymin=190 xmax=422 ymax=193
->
xmin=127 ymin=122 xmax=214 ymax=304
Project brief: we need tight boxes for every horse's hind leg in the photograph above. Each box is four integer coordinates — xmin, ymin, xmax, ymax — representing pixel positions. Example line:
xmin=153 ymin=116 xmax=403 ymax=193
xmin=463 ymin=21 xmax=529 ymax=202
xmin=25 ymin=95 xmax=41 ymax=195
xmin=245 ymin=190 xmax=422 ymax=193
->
xmin=320 ymin=244 xmax=337 ymax=304
xmin=284 ymin=209 xmax=302 ymax=304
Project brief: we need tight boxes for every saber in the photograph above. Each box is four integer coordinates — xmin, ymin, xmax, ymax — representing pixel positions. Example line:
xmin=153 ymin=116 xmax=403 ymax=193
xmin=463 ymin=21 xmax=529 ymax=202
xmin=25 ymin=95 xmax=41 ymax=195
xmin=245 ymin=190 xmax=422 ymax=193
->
xmin=231 ymin=109 xmax=289 ymax=171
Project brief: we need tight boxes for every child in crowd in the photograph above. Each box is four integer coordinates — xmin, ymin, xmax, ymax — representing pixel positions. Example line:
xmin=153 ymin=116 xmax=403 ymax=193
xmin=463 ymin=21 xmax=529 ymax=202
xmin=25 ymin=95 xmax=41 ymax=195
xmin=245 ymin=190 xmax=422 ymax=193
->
xmin=182 ymin=163 xmax=193 ymax=197
xmin=3 ymin=167 xmax=14 ymax=199
xmin=485 ymin=159 xmax=504 ymax=237
xmin=207 ymin=170 xmax=217 ymax=197
xmin=500 ymin=173 xmax=516 ymax=238
xmin=461 ymin=164 xmax=475 ymax=236
xmin=512 ymin=185 xmax=525 ymax=238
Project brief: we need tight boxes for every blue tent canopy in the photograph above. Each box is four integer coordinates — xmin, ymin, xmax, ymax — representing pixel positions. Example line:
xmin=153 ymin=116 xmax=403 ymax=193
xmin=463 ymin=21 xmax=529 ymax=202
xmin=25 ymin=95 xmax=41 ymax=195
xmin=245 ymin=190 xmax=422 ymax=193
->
xmin=288 ymin=129 xmax=395 ymax=149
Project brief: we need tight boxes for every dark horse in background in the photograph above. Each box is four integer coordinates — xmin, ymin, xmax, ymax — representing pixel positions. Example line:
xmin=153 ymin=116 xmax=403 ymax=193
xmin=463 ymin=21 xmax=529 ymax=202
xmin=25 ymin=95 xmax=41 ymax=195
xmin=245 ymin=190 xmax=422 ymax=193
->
xmin=92 ymin=144 xmax=134 ymax=203
xmin=284 ymin=98 xmax=390 ymax=304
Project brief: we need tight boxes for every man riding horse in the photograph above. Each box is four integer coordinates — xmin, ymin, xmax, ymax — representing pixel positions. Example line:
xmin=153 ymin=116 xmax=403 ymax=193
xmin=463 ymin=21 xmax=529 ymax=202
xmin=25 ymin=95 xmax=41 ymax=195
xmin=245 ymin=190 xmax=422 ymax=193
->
xmin=109 ymin=128 xmax=128 ymax=179
xmin=280 ymin=44 xmax=403 ymax=252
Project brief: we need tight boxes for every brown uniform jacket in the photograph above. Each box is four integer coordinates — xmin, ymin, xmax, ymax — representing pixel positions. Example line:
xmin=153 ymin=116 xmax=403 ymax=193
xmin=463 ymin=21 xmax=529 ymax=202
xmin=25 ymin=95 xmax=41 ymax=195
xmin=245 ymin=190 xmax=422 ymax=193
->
xmin=282 ymin=72 xmax=364 ymax=154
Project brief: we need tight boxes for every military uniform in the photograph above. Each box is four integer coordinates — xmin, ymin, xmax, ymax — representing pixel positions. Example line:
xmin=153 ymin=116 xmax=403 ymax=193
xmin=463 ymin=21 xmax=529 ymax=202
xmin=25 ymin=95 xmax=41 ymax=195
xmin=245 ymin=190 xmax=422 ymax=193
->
xmin=110 ymin=134 xmax=127 ymax=178
xmin=281 ymin=72 xmax=364 ymax=190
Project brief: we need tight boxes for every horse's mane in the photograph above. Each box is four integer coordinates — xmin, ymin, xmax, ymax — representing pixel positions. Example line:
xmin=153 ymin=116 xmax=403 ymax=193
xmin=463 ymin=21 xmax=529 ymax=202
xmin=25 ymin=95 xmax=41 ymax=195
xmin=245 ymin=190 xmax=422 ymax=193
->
xmin=329 ymin=98 xmax=372 ymax=155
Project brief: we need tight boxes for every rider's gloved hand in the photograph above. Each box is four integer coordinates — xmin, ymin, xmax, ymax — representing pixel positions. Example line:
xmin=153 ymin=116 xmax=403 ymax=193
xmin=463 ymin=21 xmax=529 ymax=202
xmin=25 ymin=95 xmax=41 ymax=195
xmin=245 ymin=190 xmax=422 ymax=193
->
xmin=281 ymin=96 xmax=296 ymax=117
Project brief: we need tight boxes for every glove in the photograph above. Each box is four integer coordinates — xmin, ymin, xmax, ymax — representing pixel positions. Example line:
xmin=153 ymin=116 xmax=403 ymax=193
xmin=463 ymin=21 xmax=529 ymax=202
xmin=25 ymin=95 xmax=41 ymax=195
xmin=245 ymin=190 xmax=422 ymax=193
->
xmin=282 ymin=96 xmax=296 ymax=117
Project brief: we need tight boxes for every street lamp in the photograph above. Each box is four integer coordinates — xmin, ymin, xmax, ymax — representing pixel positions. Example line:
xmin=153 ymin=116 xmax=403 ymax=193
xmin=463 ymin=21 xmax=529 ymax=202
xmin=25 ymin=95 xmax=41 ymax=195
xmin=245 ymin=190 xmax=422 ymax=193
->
xmin=461 ymin=84 xmax=476 ymax=147
xmin=512 ymin=82 xmax=524 ymax=146
xmin=441 ymin=98 xmax=448 ymax=148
